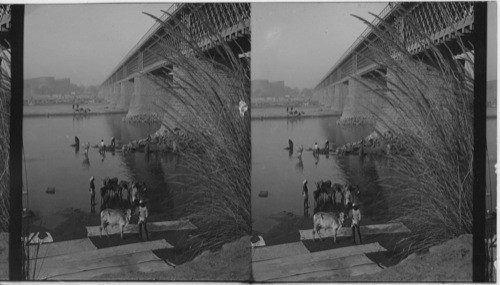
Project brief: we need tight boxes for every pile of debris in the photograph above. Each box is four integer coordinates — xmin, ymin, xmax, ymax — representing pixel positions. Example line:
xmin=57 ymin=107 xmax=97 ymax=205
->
xmin=122 ymin=126 xmax=194 ymax=154
xmin=335 ymin=131 xmax=407 ymax=156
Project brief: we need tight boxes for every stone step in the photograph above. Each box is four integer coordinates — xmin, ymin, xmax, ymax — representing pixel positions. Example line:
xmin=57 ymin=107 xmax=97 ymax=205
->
xmin=29 ymin=238 xmax=96 ymax=260
xmin=86 ymin=220 xmax=197 ymax=237
xmin=299 ymin=222 xmax=410 ymax=240
xmin=49 ymin=259 xmax=171 ymax=280
xmin=268 ymin=262 xmax=383 ymax=282
xmin=252 ymin=241 xmax=309 ymax=262
xmin=30 ymin=239 xmax=172 ymax=280
xmin=252 ymin=242 xmax=386 ymax=282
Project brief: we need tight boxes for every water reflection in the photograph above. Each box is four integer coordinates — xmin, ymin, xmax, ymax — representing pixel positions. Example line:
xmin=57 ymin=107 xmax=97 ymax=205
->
xmin=100 ymin=149 xmax=106 ymax=162
xmin=23 ymin=113 xmax=187 ymax=240
xmin=295 ymin=156 xmax=303 ymax=173
xmin=338 ymin=154 xmax=389 ymax=224
xmin=82 ymin=152 xmax=90 ymax=170
xmin=252 ymin=117 xmax=375 ymax=233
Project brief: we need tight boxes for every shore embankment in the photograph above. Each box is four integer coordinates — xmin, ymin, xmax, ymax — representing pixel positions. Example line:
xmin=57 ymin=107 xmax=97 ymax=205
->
xmin=23 ymin=104 xmax=127 ymax=117
xmin=251 ymin=106 xmax=340 ymax=120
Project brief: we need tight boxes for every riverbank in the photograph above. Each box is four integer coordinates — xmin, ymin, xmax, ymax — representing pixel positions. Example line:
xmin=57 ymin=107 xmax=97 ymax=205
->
xmin=23 ymin=104 xmax=127 ymax=117
xmin=251 ymin=106 xmax=340 ymax=120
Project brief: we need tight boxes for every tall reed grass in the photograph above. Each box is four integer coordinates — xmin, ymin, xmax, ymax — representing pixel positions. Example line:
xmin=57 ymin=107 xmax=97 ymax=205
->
xmin=0 ymin=4 xmax=10 ymax=233
xmin=353 ymin=3 xmax=474 ymax=254
xmin=144 ymin=3 xmax=251 ymax=254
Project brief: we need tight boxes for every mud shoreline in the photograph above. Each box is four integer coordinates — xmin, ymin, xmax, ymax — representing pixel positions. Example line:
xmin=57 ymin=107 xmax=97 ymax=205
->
xmin=251 ymin=106 xmax=341 ymax=120
xmin=23 ymin=104 xmax=127 ymax=117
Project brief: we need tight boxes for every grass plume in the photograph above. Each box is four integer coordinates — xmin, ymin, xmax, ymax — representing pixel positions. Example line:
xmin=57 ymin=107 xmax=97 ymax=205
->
xmin=144 ymin=3 xmax=251 ymax=255
xmin=352 ymin=3 xmax=474 ymax=254
xmin=0 ymin=4 xmax=10 ymax=233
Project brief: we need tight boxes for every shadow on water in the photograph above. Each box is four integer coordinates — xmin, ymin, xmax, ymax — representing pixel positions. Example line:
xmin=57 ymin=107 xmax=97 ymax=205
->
xmin=23 ymin=113 xmax=191 ymax=241
xmin=338 ymin=154 xmax=391 ymax=224
xmin=295 ymin=156 xmax=304 ymax=173
xmin=251 ymin=117 xmax=376 ymax=234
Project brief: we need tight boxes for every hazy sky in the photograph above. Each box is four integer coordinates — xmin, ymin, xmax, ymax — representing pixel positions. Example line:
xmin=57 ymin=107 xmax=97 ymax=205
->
xmin=251 ymin=2 xmax=388 ymax=89
xmin=24 ymin=4 xmax=171 ymax=86
xmin=487 ymin=1 xmax=497 ymax=81
xmin=252 ymin=2 xmax=498 ymax=89
xmin=25 ymin=3 xmax=497 ymax=87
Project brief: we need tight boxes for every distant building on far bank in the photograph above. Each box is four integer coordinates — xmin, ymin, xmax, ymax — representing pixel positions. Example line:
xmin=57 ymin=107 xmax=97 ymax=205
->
xmin=251 ymin=79 xmax=316 ymax=108
xmin=252 ymin=79 xmax=285 ymax=98
xmin=23 ymin=76 xmax=99 ymax=105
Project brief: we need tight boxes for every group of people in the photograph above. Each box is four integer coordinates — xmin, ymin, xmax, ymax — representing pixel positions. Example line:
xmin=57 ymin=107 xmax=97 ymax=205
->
xmin=313 ymin=140 xmax=330 ymax=156
xmin=72 ymin=136 xmax=117 ymax=156
xmin=287 ymin=139 xmax=331 ymax=158
xmin=302 ymin=179 xmax=362 ymax=245
xmin=89 ymin=176 xmax=150 ymax=240
xmin=99 ymin=137 xmax=116 ymax=154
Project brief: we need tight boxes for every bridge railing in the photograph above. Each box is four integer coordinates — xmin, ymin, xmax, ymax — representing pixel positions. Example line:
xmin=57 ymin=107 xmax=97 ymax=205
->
xmin=317 ymin=3 xmax=399 ymax=89
xmin=316 ymin=2 xmax=474 ymax=90
xmin=102 ymin=3 xmax=250 ymax=87
xmin=102 ymin=3 xmax=182 ymax=86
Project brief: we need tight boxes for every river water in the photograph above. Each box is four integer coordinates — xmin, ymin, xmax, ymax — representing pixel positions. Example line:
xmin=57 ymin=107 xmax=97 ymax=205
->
xmin=23 ymin=108 xmax=497 ymax=240
xmin=251 ymin=116 xmax=384 ymax=233
xmin=23 ymin=110 xmax=188 ymax=241
xmin=252 ymin=115 xmax=498 ymax=234
xmin=486 ymin=116 xmax=497 ymax=213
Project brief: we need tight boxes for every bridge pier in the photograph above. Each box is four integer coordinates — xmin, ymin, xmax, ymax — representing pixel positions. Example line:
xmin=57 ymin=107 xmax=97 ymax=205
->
xmin=338 ymin=79 xmax=377 ymax=125
xmin=110 ymin=84 xmax=120 ymax=106
xmin=116 ymin=80 xmax=133 ymax=110
xmin=104 ymin=85 xmax=113 ymax=104
xmin=126 ymin=75 xmax=161 ymax=122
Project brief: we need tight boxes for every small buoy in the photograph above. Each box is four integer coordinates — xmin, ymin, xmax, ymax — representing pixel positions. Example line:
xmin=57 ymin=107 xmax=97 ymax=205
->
xmin=258 ymin=191 xmax=268 ymax=198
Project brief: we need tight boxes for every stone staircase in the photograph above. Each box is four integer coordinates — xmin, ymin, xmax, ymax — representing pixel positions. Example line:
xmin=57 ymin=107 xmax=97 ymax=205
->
xmin=252 ymin=241 xmax=387 ymax=282
xmin=29 ymin=239 xmax=173 ymax=280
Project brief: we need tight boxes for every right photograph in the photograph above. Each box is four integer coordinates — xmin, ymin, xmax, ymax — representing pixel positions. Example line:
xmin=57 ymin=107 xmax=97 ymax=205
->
xmin=251 ymin=2 xmax=494 ymax=282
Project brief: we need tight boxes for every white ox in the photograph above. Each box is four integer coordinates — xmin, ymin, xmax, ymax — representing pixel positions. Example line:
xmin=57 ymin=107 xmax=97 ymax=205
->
xmin=312 ymin=211 xmax=345 ymax=244
xmin=99 ymin=208 xmax=132 ymax=239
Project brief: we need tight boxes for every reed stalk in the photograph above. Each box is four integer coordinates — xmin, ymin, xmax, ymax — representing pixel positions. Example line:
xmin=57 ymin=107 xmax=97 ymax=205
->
xmin=144 ymin=3 xmax=251 ymax=254
xmin=353 ymin=3 xmax=474 ymax=254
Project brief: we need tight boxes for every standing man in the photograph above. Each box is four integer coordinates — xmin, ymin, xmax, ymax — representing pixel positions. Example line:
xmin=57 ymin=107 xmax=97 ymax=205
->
xmin=351 ymin=203 xmax=362 ymax=244
xmin=302 ymin=180 xmax=309 ymax=209
xmin=138 ymin=200 xmax=149 ymax=240
xmin=344 ymin=184 xmax=353 ymax=212
xmin=297 ymin=144 xmax=304 ymax=158
xmin=89 ymin=176 xmax=96 ymax=206
xmin=335 ymin=187 xmax=343 ymax=210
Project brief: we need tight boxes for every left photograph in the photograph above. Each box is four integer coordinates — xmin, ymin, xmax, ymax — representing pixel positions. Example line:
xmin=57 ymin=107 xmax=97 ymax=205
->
xmin=0 ymin=4 xmax=10 ymax=281
xmin=22 ymin=3 xmax=251 ymax=280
